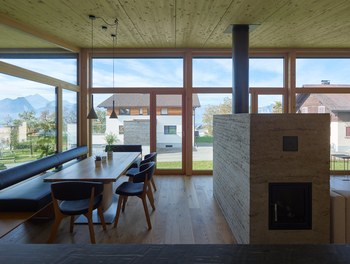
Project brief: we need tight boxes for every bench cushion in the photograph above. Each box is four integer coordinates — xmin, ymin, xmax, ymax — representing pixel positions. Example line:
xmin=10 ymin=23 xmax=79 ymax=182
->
xmin=0 ymin=173 xmax=53 ymax=212
xmin=0 ymin=155 xmax=60 ymax=190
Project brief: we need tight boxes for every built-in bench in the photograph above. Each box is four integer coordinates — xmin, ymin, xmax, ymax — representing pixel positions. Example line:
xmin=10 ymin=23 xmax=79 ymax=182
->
xmin=0 ymin=146 xmax=88 ymax=238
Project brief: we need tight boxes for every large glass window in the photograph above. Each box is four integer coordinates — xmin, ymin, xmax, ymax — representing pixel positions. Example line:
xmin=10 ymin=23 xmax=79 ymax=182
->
xmin=193 ymin=93 xmax=232 ymax=171
xmin=250 ymin=58 xmax=284 ymax=87
xmin=296 ymin=58 xmax=350 ymax=87
xmin=296 ymin=93 xmax=350 ymax=171
xmin=92 ymin=58 xmax=183 ymax=87
xmin=0 ymin=57 xmax=77 ymax=84
xmin=258 ymin=95 xmax=283 ymax=113
xmin=193 ymin=58 xmax=231 ymax=87
xmin=62 ymin=89 xmax=77 ymax=150
xmin=91 ymin=93 xmax=150 ymax=156
xmin=0 ymin=73 xmax=57 ymax=170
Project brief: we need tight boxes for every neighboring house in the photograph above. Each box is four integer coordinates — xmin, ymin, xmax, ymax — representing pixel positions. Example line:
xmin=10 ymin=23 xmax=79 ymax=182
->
xmin=296 ymin=85 xmax=350 ymax=153
xmin=98 ymin=94 xmax=201 ymax=150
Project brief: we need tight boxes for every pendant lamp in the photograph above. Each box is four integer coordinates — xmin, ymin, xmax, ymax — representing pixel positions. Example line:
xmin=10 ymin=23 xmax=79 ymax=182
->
xmin=87 ymin=15 xmax=98 ymax=119
xmin=109 ymin=33 xmax=118 ymax=119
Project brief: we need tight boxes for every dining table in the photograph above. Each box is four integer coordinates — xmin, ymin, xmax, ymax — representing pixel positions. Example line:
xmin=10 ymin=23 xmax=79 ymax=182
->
xmin=44 ymin=151 xmax=141 ymax=223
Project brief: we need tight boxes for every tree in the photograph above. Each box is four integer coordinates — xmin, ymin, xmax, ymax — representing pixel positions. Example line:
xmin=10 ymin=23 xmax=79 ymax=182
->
xmin=92 ymin=108 xmax=107 ymax=134
xmin=18 ymin=110 xmax=37 ymax=156
xmin=202 ymin=97 xmax=232 ymax=135
xmin=272 ymin=101 xmax=282 ymax=113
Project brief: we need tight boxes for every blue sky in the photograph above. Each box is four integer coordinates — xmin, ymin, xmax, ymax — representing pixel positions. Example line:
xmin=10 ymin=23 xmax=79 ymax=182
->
xmin=1 ymin=57 xmax=350 ymax=108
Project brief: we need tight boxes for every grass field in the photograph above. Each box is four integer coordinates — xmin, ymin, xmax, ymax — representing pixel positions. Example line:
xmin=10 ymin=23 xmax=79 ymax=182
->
xmin=157 ymin=160 xmax=213 ymax=170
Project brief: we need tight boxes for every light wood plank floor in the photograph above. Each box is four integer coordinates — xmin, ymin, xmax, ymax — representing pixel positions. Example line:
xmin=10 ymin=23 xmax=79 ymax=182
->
xmin=0 ymin=176 xmax=235 ymax=244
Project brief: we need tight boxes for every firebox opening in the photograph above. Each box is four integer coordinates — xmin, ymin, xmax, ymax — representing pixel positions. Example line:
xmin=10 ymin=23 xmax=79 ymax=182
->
xmin=269 ymin=182 xmax=312 ymax=230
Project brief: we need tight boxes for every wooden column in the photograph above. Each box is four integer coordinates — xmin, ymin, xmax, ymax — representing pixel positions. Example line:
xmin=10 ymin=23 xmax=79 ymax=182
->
xmin=232 ymin=25 xmax=249 ymax=113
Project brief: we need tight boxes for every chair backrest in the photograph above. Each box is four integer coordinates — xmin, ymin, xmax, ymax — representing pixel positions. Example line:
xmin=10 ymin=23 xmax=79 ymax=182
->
xmin=133 ymin=162 xmax=155 ymax=184
xmin=51 ymin=181 xmax=103 ymax=201
xmin=141 ymin=152 xmax=157 ymax=165
xmin=105 ymin=144 xmax=142 ymax=155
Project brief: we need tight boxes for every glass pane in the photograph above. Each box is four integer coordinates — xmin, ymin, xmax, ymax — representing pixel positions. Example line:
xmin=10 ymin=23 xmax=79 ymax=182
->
xmin=193 ymin=93 xmax=232 ymax=171
xmin=0 ymin=58 xmax=77 ymax=84
xmin=193 ymin=58 xmax=231 ymax=87
xmin=296 ymin=93 xmax=350 ymax=171
xmin=296 ymin=58 xmax=350 ymax=87
xmin=91 ymin=93 xmax=150 ymax=156
xmin=250 ymin=58 xmax=284 ymax=87
xmin=62 ymin=89 xmax=77 ymax=150
xmin=92 ymin=58 xmax=183 ymax=87
xmin=258 ymin=95 xmax=283 ymax=113
xmin=0 ymin=73 xmax=57 ymax=170
xmin=156 ymin=94 xmax=182 ymax=169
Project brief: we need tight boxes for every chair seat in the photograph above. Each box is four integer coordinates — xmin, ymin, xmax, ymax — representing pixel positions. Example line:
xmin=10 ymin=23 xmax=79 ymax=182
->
xmin=59 ymin=196 xmax=102 ymax=215
xmin=115 ymin=182 xmax=144 ymax=196
xmin=125 ymin=167 xmax=139 ymax=177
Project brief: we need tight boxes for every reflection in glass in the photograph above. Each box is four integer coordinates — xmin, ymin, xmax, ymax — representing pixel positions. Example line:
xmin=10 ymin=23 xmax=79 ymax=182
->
xmin=62 ymin=89 xmax=77 ymax=150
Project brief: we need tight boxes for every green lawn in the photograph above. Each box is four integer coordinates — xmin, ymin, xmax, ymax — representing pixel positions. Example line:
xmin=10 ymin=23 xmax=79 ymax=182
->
xmin=157 ymin=160 xmax=213 ymax=170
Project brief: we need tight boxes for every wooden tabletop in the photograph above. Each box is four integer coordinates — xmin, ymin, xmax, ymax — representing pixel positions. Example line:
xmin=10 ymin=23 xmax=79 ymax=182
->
xmin=44 ymin=152 xmax=140 ymax=183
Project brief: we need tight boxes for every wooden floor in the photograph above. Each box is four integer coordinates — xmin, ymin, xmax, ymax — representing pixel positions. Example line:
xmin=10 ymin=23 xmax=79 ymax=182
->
xmin=0 ymin=175 xmax=235 ymax=244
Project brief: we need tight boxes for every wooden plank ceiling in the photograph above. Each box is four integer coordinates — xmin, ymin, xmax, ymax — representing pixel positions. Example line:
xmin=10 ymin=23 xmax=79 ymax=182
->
xmin=1 ymin=0 xmax=350 ymax=51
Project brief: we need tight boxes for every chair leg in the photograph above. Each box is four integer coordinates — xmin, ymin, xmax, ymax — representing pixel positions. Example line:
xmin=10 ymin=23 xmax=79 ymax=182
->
xmin=47 ymin=215 xmax=63 ymax=243
xmin=141 ymin=196 xmax=152 ymax=230
xmin=122 ymin=196 xmax=128 ymax=212
xmin=113 ymin=195 xmax=124 ymax=228
xmin=86 ymin=213 xmax=96 ymax=244
xmin=147 ymin=185 xmax=155 ymax=211
xmin=151 ymin=177 xmax=157 ymax=192
xmin=97 ymin=206 xmax=107 ymax=231
xmin=69 ymin=216 xmax=75 ymax=233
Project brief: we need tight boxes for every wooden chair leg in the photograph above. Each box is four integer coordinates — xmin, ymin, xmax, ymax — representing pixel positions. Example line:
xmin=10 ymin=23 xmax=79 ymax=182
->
xmin=141 ymin=196 xmax=152 ymax=230
xmin=97 ymin=206 xmax=107 ymax=231
xmin=113 ymin=195 xmax=123 ymax=228
xmin=86 ymin=213 xmax=96 ymax=244
xmin=122 ymin=196 xmax=128 ymax=212
xmin=47 ymin=216 xmax=63 ymax=243
xmin=69 ymin=216 xmax=75 ymax=233
xmin=147 ymin=185 xmax=155 ymax=211
xmin=151 ymin=177 xmax=157 ymax=192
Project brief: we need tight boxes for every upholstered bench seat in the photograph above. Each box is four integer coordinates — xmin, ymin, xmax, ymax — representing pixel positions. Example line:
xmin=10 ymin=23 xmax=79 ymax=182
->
xmin=0 ymin=172 xmax=54 ymax=212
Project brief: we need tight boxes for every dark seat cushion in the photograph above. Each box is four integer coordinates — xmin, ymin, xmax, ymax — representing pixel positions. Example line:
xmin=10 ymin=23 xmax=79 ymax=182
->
xmin=56 ymin=146 xmax=88 ymax=164
xmin=115 ymin=182 xmax=144 ymax=196
xmin=0 ymin=173 xmax=53 ymax=212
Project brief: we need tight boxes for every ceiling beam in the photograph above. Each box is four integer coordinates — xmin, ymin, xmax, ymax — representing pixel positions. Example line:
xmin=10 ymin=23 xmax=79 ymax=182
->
xmin=0 ymin=13 xmax=80 ymax=53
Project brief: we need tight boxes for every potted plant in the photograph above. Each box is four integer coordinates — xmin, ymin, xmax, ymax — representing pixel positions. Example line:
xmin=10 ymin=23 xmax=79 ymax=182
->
xmin=105 ymin=132 xmax=117 ymax=159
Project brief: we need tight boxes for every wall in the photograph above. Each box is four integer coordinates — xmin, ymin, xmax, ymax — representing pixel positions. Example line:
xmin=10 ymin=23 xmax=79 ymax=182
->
xmin=213 ymin=113 xmax=330 ymax=244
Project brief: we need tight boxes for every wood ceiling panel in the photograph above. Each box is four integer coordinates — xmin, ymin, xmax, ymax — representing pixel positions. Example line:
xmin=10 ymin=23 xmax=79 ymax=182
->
xmin=1 ymin=0 xmax=350 ymax=50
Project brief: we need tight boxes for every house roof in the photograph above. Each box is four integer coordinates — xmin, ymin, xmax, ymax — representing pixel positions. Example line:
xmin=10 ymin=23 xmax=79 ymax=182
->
xmin=98 ymin=93 xmax=200 ymax=108
xmin=296 ymin=93 xmax=350 ymax=112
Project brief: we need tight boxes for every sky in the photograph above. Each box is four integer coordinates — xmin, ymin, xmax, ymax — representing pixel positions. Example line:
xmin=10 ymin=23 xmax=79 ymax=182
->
xmin=1 ymin=57 xmax=350 ymax=108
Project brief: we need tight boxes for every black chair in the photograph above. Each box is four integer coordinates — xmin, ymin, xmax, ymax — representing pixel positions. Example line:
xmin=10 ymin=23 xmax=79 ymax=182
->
xmin=48 ymin=181 xmax=106 ymax=244
xmin=126 ymin=152 xmax=157 ymax=192
xmin=113 ymin=162 xmax=156 ymax=230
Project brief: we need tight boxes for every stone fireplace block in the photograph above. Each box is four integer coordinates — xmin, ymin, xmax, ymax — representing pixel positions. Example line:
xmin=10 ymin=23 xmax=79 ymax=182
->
xmin=213 ymin=113 xmax=330 ymax=244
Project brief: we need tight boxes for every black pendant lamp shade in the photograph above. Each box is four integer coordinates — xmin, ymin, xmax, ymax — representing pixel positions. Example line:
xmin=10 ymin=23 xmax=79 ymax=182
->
xmin=87 ymin=94 xmax=98 ymax=119
xmin=110 ymin=99 xmax=118 ymax=118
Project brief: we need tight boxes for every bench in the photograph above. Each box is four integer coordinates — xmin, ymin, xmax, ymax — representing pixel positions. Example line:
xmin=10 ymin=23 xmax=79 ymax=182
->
xmin=0 ymin=146 xmax=88 ymax=238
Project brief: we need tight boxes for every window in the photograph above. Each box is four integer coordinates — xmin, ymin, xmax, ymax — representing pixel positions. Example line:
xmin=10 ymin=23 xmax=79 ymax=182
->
xmin=119 ymin=125 xmax=124 ymax=135
xmin=164 ymin=125 xmax=176 ymax=135
xmin=160 ymin=108 xmax=168 ymax=115
xmin=92 ymin=58 xmax=183 ymax=87
xmin=139 ymin=108 xmax=143 ymax=115
xmin=62 ymin=89 xmax=77 ymax=150
xmin=346 ymin=127 xmax=350 ymax=137
xmin=119 ymin=108 xmax=130 ymax=115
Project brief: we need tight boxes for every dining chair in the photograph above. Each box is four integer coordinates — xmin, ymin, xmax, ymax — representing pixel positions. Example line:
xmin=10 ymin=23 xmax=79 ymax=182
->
xmin=126 ymin=152 xmax=157 ymax=192
xmin=48 ymin=181 xmax=106 ymax=244
xmin=113 ymin=161 xmax=156 ymax=230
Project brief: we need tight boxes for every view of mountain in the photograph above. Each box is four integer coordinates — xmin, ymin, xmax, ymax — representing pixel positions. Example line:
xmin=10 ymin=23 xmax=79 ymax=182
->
xmin=0 ymin=94 xmax=77 ymax=124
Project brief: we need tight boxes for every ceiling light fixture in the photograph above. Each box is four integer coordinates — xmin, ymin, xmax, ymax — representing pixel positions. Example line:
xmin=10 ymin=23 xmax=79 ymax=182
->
xmin=109 ymin=23 xmax=118 ymax=119
xmin=87 ymin=15 xmax=98 ymax=119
